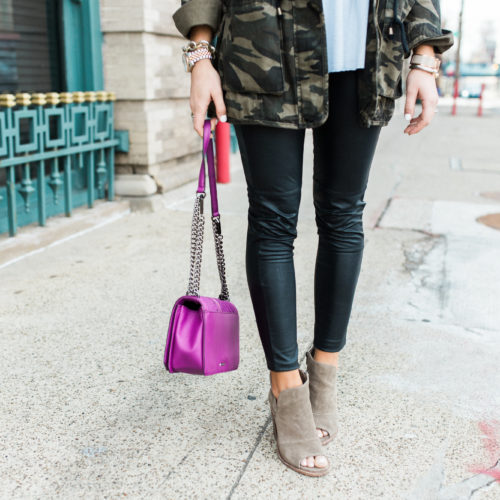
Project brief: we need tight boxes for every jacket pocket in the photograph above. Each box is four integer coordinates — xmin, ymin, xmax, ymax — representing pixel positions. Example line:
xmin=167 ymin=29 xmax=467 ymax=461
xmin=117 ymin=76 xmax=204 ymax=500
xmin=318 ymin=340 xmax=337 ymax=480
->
xmin=219 ymin=1 xmax=285 ymax=94
xmin=378 ymin=35 xmax=404 ymax=99
xmin=376 ymin=0 xmax=416 ymax=98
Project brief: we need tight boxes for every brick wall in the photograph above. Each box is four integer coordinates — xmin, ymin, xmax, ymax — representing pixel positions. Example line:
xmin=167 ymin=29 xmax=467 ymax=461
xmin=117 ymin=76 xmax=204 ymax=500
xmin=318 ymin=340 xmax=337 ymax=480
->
xmin=100 ymin=0 xmax=202 ymax=196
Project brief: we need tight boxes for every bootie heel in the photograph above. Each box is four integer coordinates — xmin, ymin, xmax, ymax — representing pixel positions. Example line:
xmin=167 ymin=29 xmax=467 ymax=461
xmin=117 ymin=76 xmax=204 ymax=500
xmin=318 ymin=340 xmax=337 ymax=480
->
xmin=268 ymin=369 xmax=330 ymax=477
xmin=306 ymin=347 xmax=338 ymax=446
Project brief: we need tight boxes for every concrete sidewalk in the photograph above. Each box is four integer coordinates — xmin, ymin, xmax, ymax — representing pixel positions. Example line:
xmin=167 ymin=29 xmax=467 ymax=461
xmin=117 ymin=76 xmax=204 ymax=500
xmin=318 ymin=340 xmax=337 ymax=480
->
xmin=1 ymin=102 xmax=499 ymax=499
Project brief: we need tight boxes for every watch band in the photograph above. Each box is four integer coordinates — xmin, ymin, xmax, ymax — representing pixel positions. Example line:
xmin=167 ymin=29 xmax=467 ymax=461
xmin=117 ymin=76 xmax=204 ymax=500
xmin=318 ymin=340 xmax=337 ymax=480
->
xmin=410 ymin=53 xmax=440 ymax=71
xmin=409 ymin=64 xmax=439 ymax=78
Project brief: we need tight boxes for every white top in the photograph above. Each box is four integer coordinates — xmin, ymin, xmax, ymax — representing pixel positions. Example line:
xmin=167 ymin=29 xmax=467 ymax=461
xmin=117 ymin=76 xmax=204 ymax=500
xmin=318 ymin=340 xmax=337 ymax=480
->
xmin=322 ymin=0 xmax=370 ymax=73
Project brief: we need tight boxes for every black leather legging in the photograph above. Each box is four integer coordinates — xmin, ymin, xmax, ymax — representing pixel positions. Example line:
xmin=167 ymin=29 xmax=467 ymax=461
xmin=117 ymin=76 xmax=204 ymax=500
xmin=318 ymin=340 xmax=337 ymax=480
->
xmin=233 ymin=70 xmax=382 ymax=372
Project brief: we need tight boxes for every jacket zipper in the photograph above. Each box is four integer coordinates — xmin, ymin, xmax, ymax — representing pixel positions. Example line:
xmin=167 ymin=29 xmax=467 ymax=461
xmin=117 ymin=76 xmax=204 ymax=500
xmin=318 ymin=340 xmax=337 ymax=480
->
xmin=374 ymin=0 xmax=382 ymax=48
xmin=276 ymin=0 xmax=284 ymax=34
xmin=276 ymin=0 xmax=285 ymax=68
xmin=374 ymin=0 xmax=382 ymax=113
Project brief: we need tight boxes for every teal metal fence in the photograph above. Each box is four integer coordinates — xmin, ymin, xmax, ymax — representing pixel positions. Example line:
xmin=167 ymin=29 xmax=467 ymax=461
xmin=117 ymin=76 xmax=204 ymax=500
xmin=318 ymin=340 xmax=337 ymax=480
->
xmin=0 ymin=91 xmax=123 ymax=237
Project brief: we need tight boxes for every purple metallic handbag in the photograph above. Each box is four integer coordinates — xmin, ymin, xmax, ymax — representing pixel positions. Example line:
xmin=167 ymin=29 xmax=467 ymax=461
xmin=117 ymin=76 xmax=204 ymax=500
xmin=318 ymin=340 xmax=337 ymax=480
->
xmin=164 ymin=119 xmax=239 ymax=375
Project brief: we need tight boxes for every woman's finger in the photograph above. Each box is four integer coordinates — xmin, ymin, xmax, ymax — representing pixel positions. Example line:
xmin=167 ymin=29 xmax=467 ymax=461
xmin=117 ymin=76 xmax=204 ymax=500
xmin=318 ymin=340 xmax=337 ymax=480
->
xmin=211 ymin=86 xmax=227 ymax=124
xmin=210 ymin=117 xmax=218 ymax=137
xmin=404 ymin=115 xmax=423 ymax=135
xmin=193 ymin=110 xmax=207 ymax=138
xmin=404 ymin=85 xmax=418 ymax=121
xmin=418 ymin=98 xmax=435 ymax=128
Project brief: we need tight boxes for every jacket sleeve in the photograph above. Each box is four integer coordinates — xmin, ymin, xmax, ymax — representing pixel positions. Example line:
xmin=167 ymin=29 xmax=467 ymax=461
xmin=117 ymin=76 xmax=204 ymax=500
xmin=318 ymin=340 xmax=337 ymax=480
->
xmin=172 ymin=0 xmax=223 ymax=39
xmin=404 ymin=0 xmax=454 ymax=54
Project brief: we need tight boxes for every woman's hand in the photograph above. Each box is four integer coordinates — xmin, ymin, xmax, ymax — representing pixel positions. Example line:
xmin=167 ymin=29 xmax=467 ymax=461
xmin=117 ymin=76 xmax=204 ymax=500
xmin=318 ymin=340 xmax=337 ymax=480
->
xmin=403 ymin=68 xmax=439 ymax=136
xmin=190 ymin=58 xmax=227 ymax=138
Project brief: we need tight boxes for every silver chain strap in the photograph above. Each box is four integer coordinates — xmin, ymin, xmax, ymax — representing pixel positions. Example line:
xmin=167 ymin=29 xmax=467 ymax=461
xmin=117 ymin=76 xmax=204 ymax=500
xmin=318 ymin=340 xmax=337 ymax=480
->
xmin=212 ymin=216 xmax=230 ymax=301
xmin=186 ymin=194 xmax=205 ymax=296
xmin=186 ymin=193 xmax=230 ymax=301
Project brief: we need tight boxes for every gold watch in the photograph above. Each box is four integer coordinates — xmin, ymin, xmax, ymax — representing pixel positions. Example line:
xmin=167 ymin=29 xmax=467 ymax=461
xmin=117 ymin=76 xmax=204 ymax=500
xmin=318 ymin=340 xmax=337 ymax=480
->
xmin=409 ymin=53 xmax=441 ymax=72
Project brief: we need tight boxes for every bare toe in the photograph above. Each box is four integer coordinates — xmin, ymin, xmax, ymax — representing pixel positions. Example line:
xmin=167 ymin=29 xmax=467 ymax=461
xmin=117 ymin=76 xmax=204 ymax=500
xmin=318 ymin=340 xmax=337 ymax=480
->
xmin=315 ymin=455 xmax=328 ymax=468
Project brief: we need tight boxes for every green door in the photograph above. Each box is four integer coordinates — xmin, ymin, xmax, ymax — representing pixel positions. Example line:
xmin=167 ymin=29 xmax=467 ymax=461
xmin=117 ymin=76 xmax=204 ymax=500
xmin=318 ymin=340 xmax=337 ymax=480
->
xmin=61 ymin=0 xmax=104 ymax=91
xmin=0 ymin=0 xmax=118 ymax=237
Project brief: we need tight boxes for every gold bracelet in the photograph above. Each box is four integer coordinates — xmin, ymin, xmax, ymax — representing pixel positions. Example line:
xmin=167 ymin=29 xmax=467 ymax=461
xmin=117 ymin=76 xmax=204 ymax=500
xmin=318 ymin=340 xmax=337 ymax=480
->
xmin=410 ymin=53 xmax=440 ymax=70
xmin=182 ymin=39 xmax=215 ymax=55
xmin=409 ymin=64 xmax=439 ymax=78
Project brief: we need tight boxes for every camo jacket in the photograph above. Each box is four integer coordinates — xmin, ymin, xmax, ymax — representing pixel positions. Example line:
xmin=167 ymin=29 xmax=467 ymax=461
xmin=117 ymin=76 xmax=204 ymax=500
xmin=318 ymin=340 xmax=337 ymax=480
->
xmin=173 ymin=0 xmax=454 ymax=129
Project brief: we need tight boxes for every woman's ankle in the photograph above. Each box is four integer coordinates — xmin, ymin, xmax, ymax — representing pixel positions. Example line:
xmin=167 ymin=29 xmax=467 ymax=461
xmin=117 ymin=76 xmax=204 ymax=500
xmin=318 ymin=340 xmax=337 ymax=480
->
xmin=270 ymin=368 xmax=303 ymax=399
xmin=312 ymin=347 xmax=339 ymax=367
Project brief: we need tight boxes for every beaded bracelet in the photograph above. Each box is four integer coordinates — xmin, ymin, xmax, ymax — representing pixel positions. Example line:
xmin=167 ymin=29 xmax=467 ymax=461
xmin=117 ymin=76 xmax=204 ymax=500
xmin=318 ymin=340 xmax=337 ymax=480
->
xmin=188 ymin=47 xmax=213 ymax=65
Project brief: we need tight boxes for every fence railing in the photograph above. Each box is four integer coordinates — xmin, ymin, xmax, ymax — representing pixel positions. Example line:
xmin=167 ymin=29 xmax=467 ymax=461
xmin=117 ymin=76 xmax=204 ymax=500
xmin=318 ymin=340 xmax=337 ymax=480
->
xmin=0 ymin=91 xmax=126 ymax=237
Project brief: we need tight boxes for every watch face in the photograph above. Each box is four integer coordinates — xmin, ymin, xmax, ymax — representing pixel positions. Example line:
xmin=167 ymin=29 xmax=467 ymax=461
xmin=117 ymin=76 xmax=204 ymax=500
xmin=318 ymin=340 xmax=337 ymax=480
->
xmin=182 ymin=52 xmax=192 ymax=72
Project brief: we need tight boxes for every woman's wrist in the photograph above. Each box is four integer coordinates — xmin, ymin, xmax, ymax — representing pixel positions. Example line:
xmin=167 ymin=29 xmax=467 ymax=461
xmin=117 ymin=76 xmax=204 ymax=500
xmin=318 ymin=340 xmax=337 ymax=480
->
xmin=183 ymin=25 xmax=215 ymax=73
xmin=182 ymin=23 xmax=215 ymax=73
xmin=409 ymin=65 xmax=438 ymax=78
xmin=188 ymin=25 xmax=213 ymax=43
xmin=191 ymin=57 xmax=214 ymax=73
xmin=412 ymin=43 xmax=435 ymax=57
xmin=409 ymin=44 xmax=440 ymax=77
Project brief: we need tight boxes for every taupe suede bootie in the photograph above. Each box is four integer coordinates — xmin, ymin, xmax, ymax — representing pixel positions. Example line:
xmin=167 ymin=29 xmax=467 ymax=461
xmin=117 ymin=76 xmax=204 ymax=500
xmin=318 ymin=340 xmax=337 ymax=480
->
xmin=268 ymin=369 xmax=331 ymax=477
xmin=306 ymin=347 xmax=338 ymax=446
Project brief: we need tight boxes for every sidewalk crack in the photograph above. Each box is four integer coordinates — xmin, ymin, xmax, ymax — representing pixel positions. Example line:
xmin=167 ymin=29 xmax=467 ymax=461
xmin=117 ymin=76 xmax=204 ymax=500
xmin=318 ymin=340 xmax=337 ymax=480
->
xmin=227 ymin=349 xmax=311 ymax=499
xmin=226 ymin=415 xmax=271 ymax=500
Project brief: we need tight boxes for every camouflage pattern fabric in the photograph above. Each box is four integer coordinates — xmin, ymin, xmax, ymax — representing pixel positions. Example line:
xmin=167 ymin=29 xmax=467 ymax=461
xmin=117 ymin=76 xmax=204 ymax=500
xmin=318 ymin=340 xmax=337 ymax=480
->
xmin=173 ymin=0 xmax=454 ymax=129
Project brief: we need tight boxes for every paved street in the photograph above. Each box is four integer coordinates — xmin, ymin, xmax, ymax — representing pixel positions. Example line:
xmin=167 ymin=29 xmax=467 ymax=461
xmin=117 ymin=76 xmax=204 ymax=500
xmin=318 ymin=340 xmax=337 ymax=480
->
xmin=1 ymin=100 xmax=499 ymax=499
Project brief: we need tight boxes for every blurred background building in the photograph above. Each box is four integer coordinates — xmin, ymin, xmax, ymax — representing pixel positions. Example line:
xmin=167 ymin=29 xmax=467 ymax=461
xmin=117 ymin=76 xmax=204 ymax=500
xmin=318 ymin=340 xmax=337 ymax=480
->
xmin=0 ymin=0 xmax=204 ymax=237
xmin=100 ymin=0 xmax=205 ymax=197
xmin=0 ymin=0 xmax=499 ymax=238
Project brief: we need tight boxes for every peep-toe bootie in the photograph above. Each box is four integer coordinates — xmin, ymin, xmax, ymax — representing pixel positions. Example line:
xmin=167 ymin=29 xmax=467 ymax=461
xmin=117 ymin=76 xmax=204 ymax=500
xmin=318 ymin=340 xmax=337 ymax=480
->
xmin=306 ymin=347 xmax=339 ymax=446
xmin=268 ymin=369 xmax=331 ymax=477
